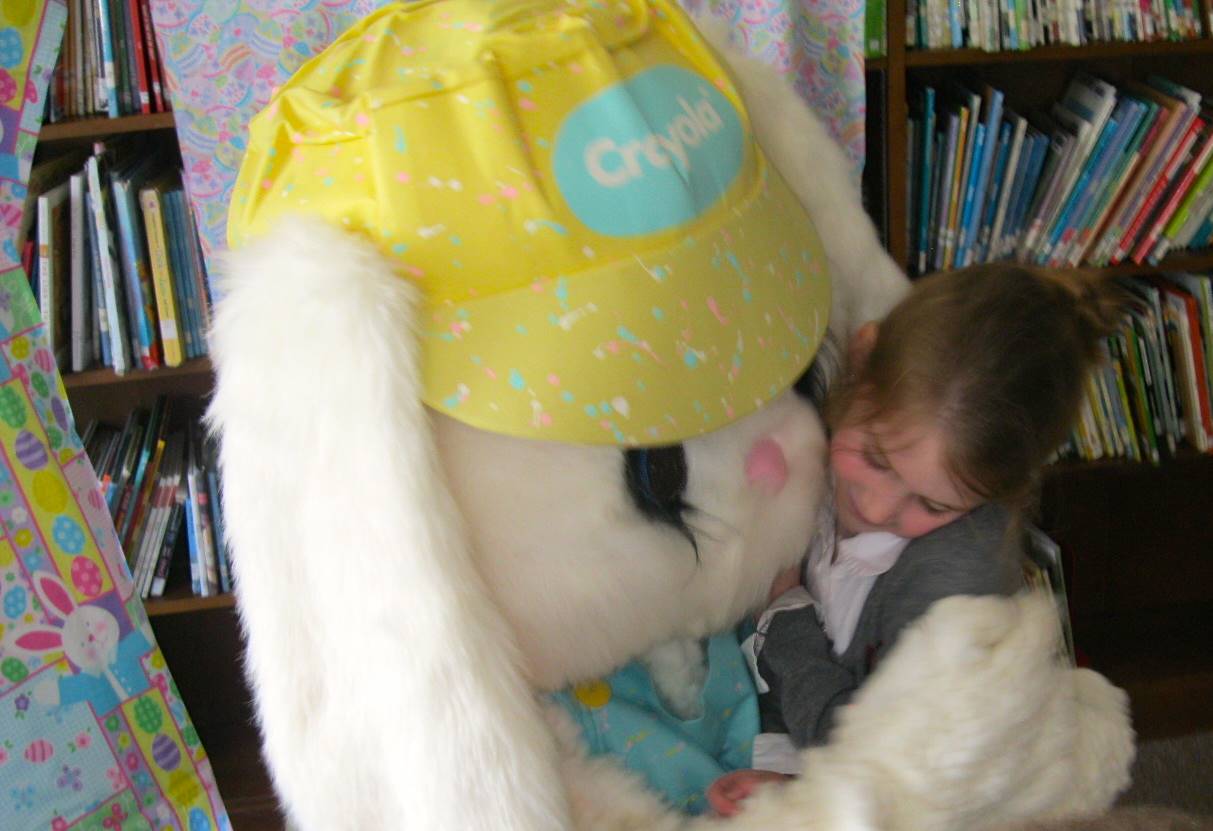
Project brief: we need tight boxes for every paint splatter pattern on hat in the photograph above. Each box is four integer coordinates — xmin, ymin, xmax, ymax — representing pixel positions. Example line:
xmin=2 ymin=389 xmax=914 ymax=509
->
xmin=229 ymin=0 xmax=831 ymax=445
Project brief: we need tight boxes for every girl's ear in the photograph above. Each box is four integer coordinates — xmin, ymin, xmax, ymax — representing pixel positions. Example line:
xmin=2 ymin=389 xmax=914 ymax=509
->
xmin=848 ymin=321 xmax=880 ymax=374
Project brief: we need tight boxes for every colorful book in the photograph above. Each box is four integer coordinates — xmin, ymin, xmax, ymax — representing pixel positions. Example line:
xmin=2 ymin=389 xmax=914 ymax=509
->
xmin=140 ymin=174 xmax=184 ymax=366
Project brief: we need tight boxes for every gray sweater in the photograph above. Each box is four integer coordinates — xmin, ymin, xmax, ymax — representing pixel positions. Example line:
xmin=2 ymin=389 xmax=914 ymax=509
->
xmin=756 ymin=503 xmax=1023 ymax=747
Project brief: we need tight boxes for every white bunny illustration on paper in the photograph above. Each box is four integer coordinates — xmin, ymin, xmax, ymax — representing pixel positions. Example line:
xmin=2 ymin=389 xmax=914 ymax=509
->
xmin=11 ymin=571 xmax=152 ymax=714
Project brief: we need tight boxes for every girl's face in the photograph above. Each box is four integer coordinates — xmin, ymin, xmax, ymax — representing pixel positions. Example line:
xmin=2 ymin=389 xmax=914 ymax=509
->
xmin=829 ymin=411 xmax=980 ymax=540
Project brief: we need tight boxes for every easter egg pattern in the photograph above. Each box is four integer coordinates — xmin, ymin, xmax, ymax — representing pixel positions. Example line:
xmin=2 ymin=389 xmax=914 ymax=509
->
xmin=55 ymin=515 xmax=87 ymax=555
xmin=151 ymin=733 xmax=181 ymax=771
xmin=70 ymin=557 xmax=102 ymax=596
xmin=13 ymin=430 xmax=46 ymax=469
xmin=3 ymin=584 xmax=25 ymax=616
xmin=1 ymin=655 xmax=27 ymax=683
xmin=134 ymin=697 xmax=164 ymax=734
xmin=24 ymin=738 xmax=54 ymax=763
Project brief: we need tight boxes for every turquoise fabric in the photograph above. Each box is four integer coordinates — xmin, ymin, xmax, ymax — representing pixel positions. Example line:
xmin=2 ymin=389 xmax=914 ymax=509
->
xmin=551 ymin=631 xmax=758 ymax=815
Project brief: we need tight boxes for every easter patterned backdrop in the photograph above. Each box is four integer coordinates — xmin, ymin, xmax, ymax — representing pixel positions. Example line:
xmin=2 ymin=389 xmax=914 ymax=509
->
xmin=0 ymin=3 xmax=230 ymax=829
xmin=147 ymin=0 xmax=867 ymax=291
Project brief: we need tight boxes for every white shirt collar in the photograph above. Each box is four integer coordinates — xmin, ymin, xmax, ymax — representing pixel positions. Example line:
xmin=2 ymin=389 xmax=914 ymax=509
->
xmin=834 ymin=531 xmax=909 ymax=577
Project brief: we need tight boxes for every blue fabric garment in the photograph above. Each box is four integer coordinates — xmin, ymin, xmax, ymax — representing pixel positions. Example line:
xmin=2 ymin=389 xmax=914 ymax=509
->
xmin=551 ymin=631 xmax=758 ymax=815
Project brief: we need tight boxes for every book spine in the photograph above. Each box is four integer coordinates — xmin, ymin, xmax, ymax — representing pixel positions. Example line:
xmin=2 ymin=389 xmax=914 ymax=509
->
xmin=1112 ymin=119 xmax=1201 ymax=263
xmin=1136 ymin=130 xmax=1213 ymax=263
xmin=86 ymin=154 xmax=130 ymax=374
xmin=140 ymin=187 xmax=184 ymax=367
xmin=94 ymin=0 xmax=120 ymax=117
xmin=69 ymin=173 xmax=91 ymax=373
xmin=149 ymin=498 xmax=184 ymax=598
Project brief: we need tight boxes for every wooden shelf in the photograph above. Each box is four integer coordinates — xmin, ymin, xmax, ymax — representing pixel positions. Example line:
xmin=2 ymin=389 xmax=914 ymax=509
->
xmin=1047 ymin=447 xmax=1213 ymax=479
xmin=63 ymin=357 xmax=212 ymax=391
xmin=866 ymin=56 xmax=888 ymax=72
xmin=906 ymin=37 xmax=1213 ymax=67
xmin=39 ymin=112 xmax=176 ymax=142
xmin=145 ymin=590 xmax=236 ymax=618
xmin=1070 ymin=249 xmax=1213 ymax=277
xmin=1075 ymin=603 xmax=1213 ymax=739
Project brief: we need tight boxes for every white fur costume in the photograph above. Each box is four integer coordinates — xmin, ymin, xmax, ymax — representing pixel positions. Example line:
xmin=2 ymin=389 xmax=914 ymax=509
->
xmin=207 ymin=13 xmax=1134 ymax=830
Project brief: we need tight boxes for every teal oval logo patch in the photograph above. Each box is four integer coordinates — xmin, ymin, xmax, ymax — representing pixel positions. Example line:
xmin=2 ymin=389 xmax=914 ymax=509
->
xmin=553 ymin=65 xmax=744 ymax=238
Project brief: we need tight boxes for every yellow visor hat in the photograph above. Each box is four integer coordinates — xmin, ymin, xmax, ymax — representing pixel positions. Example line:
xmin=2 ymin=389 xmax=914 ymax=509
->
xmin=228 ymin=0 xmax=831 ymax=446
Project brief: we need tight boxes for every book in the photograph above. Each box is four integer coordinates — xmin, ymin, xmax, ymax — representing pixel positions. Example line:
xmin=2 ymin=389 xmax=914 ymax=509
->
xmin=944 ymin=86 xmax=980 ymax=269
xmin=68 ymin=172 xmax=94 ymax=373
xmin=980 ymin=109 xmax=1028 ymax=259
xmin=1047 ymin=97 xmax=1146 ymax=266
xmin=1038 ymin=105 xmax=1125 ymax=265
xmin=164 ymin=189 xmax=201 ymax=359
xmin=1156 ymin=281 xmax=1213 ymax=450
xmin=1018 ymin=110 xmax=1077 ymax=257
xmin=1114 ymin=117 xmax=1204 ymax=264
xmin=37 ymin=180 xmax=72 ymax=368
xmin=86 ymin=192 xmax=112 ymax=370
xmin=110 ymin=151 xmax=164 ymax=370
xmin=140 ymin=174 xmax=184 ymax=366
xmin=1003 ymin=128 xmax=1049 ymax=258
xmin=1167 ymin=274 xmax=1213 ymax=395
xmin=1066 ymin=97 xmax=1162 ymax=266
xmin=958 ymin=84 xmax=1004 ymax=267
xmin=1023 ymin=527 xmax=1076 ymax=665
xmin=955 ymin=121 xmax=987 ymax=269
xmin=1136 ymin=120 xmax=1213 ymax=263
xmin=149 ymin=484 xmax=187 ymax=598
xmin=85 ymin=146 xmax=132 ymax=375
xmin=205 ymin=439 xmax=231 ymax=594
xmin=1094 ymin=81 xmax=1197 ymax=264
xmin=94 ymin=0 xmax=121 ymax=117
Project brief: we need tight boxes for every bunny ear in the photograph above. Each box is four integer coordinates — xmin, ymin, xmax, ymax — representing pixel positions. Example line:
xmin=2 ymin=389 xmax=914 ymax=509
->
xmin=207 ymin=217 xmax=571 ymax=831
xmin=13 ymin=626 xmax=64 ymax=653
xmin=32 ymin=571 xmax=76 ymax=621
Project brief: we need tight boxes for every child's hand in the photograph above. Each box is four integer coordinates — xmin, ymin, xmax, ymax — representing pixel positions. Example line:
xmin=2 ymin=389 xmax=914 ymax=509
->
xmin=706 ymin=769 xmax=792 ymax=817
xmin=767 ymin=565 xmax=802 ymax=605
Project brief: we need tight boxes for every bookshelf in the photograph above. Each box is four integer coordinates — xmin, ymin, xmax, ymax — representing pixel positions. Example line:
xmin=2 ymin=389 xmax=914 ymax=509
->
xmin=42 ymin=109 xmax=283 ymax=829
xmin=868 ymin=0 xmax=1213 ymax=739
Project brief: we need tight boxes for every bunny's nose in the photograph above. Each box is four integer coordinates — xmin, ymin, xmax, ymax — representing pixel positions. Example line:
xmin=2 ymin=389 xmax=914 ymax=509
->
xmin=745 ymin=437 xmax=789 ymax=495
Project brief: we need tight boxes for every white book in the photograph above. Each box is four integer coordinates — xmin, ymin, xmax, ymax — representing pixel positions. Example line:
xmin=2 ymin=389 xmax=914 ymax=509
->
xmin=37 ymin=180 xmax=71 ymax=368
xmin=69 ymin=172 xmax=93 ymax=373
xmin=85 ymin=150 xmax=130 ymax=375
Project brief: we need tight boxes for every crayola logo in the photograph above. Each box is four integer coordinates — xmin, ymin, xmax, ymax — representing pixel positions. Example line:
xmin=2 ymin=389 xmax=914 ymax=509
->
xmin=553 ymin=66 xmax=744 ymax=238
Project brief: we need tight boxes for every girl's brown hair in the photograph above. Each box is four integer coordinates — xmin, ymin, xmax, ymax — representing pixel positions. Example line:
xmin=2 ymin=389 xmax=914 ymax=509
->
xmin=825 ymin=264 xmax=1128 ymax=509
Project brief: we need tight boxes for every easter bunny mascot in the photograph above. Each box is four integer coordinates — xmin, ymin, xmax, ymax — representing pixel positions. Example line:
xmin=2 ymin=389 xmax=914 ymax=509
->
xmin=209 ymin=0 xmax=1133 ymax=829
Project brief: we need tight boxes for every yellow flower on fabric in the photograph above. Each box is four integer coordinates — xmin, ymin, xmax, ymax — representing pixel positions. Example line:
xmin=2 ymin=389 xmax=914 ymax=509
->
xmin=573 ymin=680 xmax=613 ymax=709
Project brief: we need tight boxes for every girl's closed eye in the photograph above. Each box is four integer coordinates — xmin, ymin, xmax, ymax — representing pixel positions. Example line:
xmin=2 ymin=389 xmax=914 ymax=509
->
xmin=918 ymin=498 xmax=953 ymax=516
xmin=863 ymin=445 xmax=892 ymax=472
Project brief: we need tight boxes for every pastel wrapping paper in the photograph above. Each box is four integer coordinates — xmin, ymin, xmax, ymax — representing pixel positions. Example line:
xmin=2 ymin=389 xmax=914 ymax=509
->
xmin=0 ymin=4 xmax=230 ymax=829
xmin=149 ymin=0 xmax=866 ymax=290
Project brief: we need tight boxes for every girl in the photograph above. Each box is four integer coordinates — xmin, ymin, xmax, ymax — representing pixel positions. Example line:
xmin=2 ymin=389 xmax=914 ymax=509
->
xmin=710 ymin=263 xmax=1128 ymax=817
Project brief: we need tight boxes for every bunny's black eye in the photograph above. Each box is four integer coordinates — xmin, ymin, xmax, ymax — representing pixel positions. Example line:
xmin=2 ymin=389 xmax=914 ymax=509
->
xmin=793 ymin=333 xmax=842 ymax=409
xmin=623 ymin=446 xmax=696 ymax=552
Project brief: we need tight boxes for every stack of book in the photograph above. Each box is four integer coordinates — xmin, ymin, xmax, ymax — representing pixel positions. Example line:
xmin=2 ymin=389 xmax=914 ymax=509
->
xmin=907 ymin=0 xmax=1204 ymax=51
xmin=908 ymin=75 xmax=1213 ymax=276
xmin=22 ymin=140 xmax=211 ymax=375
xmin=1063 ymin=273 xmax=1213 ymax=463
xmin=48 ymin=0 xmax=170 ymax=121
xmin=82 ymin=396 xmax=230 ymax=600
